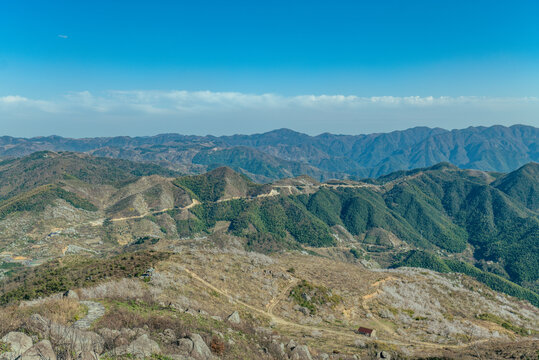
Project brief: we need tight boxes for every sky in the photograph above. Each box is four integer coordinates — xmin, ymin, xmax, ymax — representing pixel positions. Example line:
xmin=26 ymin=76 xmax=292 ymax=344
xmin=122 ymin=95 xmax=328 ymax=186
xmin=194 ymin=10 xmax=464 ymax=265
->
xmin=1 ymin=0 xmax=538 ymax=137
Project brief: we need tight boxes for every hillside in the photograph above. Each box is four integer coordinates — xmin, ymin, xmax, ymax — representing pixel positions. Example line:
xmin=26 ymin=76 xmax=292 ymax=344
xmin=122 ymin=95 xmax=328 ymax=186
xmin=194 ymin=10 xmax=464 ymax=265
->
xmin=493 ymin=162 xmax=539 ymax=211
xmin=174 ymin=167 xmax=272 ymax=202
xmin=0 ymin=244 xmax=537 ymax=359
xmin=0 ymin=154 xmax=537 ymax=359
xmin=0 ymin=125 xmax=537 ymax=181
xmin=0 ymin=155 xmax=537 ymax=297
xmin=164 ymin=164 xmax=539 ymax=297
xmin=0 ymin=151 xmax=177 ymax=200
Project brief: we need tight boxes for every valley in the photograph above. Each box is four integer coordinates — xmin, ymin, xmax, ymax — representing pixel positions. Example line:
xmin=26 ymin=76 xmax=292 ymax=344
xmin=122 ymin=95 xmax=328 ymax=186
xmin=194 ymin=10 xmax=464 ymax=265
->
xmin=0 ymin=151 xmax=537 ymax=359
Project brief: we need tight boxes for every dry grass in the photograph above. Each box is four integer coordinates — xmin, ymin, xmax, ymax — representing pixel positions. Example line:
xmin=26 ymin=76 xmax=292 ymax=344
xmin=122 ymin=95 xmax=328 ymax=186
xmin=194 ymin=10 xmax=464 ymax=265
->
xmin=0 ymin=298 xmax=84 ymax=337
xmin=80 ymin=278 xmax=161 ymax=303
xmin=0 ymin=306 xmax=25 ymax=337
xmin=23 ymin=298 xmax=85 ymax=325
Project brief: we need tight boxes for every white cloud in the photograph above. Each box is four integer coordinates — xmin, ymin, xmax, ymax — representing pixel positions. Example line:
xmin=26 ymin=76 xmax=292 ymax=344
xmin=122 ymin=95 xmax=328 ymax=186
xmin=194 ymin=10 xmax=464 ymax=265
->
xmin=57 ymin=34 xmax=68 ymax=39
xmin=0 ymin=90 xmax=537 ymax=136
xmin=41 ymin=90 xmax=539 ymax=112
xmin=3 ymin=90 xmax=539 ymax=114
xmin=0 ymin=95 xmax=29 ymax=104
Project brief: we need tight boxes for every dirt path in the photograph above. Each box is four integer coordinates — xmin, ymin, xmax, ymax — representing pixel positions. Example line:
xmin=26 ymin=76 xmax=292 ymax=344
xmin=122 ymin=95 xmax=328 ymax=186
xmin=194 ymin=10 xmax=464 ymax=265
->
xmin=109 ymin=198 xmax=201 ymax=222
xmin=266 ymin=278 xmax=300 ymax=315
xmin=73 ymin=301 xmax=105 ymax=330
xmin=181 ymin=266 xmax=492 ymax=351
xmin=85 ymin=198 xmax=202 ymax=227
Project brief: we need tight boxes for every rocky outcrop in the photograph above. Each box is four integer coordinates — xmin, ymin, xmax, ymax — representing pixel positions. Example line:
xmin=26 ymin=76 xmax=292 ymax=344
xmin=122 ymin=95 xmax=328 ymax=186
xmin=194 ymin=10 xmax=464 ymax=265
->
xmin=289 ymin=344 xmax=313 ymax=360
xmin=226 ymin=311 xmax=241 ymax=324
xmin=113 ymin=334 xmax=161 ymax=359
xmin=20 ymin=340 xmax=56 ymax=360
xmin=1 ymin=332 xmax=33 ymax=358
xmin=176 ymin=334 xmax=214 ymax=360
xmin=158 ymin=329 xmax=176 ymax=344
xmin=27 ymin=314 xmax=104 ymax=355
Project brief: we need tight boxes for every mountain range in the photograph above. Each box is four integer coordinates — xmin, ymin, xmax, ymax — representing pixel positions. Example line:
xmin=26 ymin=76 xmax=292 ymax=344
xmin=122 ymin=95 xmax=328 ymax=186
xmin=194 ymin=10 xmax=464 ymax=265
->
xmin=0 ymin=151 xmax=537 ymax=359
xmin=0 ymin=124 xmax=537 ymax=181
xmin=0 ymin=151 xmax=537 ymax=303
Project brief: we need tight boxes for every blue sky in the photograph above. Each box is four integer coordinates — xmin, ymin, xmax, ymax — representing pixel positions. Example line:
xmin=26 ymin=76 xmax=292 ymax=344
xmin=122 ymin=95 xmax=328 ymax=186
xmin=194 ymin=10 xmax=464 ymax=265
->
xmin=1 ymin=0 xmax=538 ymax=136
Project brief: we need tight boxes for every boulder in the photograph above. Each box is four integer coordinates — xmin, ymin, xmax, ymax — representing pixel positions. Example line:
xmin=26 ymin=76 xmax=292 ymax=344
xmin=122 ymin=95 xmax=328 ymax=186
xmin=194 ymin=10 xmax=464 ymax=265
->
xmin=267 ymin=340 xmax=286 ymax=359
xmin=113 ymin=337 xmax=129 ymax=347
xmin=133 ymin=328 xmax=148 ymax=337
xmin=177 ymin=338 xmax=194 ymax=355
xmin=0 ymin=352 xmax=16 ymax=360
xmin=176 ymin=334 xmax=212 ymax=360
xmin=20 ymin=340 xmax=56 ymax=360
xmin=286 ymin=339 xmax=297 ymax=351
xmin=158 ymin=329 xmax=176 ymax=344
xmin=27 ymin=314 xmax=50 ymax=334
xmin=27 ymin=314 xmax=104 ymax=354
xmin=188 ymin=334 xmax=212 ymax=360
xmin=97 ymin=328 xmax=121 ymax=342
xmin=226 ymin=311 xmax=241 ymax=324
xmin=378 ymin=351 xmax=391 ymax=359
xmin=1 ymin=332 xmax=33 ymax=355
xmin=354 ymin=339 xmax=366 ymax=348
xmin=125 ymin=334 xmax=161 ymax=358
xmin=120 ymin=328 xmax=137 ymax=339
xmin=289 ymin=345 xmax=313 ymax=360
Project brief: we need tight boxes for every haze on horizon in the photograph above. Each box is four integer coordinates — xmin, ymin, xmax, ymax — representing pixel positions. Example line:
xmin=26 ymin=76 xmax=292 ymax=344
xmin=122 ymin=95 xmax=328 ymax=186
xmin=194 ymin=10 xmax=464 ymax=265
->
xmin=1 ymin=0 xmax=538 ymax=137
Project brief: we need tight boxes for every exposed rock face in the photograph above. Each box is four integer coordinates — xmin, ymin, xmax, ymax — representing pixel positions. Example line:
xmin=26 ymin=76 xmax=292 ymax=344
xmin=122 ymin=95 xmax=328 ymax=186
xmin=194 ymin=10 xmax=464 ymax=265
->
xmin=267 ymin=340 xmax=286 ymax=358
xmin=113 ymin=334 xmax=161 ymax=358
xmin=226 ymin=311 xmax=241 ymax=324
xmin=189 ymin=334 xmax=212 ymax=360
xmin=286 ymin=339 xmax=297 ymax=351
xmin=128 ymin=334 xmax=161 ymax=358
xmin=289 ymin=344 xmax=313 ymax=360
xmin=176 ymin=334 xmax=213 ymax=360
xmin=97 ymin=328 xmax=120 ymax=342
xmin=20 ymin=340 xmax=56 ymax=360
xmin=158 ymin=329 xmax=176 ymax=344
xmin=177 ymin=338 xmax=194 ymax=355
xmin=1 ymin=332 xmax=33 ymax=356
xmin=27 ymin=314 xmax=104 ymax=355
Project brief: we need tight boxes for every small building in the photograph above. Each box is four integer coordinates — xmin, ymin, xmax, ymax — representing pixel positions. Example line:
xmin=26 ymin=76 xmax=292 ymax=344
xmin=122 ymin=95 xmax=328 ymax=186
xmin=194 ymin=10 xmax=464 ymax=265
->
xmin=356 ymin=327 xmax=376 ymax=337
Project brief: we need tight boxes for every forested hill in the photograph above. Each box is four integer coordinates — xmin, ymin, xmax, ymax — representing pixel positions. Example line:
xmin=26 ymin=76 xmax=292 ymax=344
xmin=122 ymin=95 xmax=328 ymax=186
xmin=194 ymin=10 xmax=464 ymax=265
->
xmin=0 ymin=151 xmax=536 ymax=306
xmin=0 ymin=124 xmax=537 ymax=181
xmin=170 ymin=162 xmax=539 ymax=304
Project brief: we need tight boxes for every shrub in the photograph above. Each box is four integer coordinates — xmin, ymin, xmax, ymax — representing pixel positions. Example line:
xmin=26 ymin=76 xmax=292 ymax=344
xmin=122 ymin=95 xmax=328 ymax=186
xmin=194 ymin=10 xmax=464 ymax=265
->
xmin=350 ymin=248 xmax=360 ymax=259
xmin=210 ymin=337 xmax=225 ymax=355
xmin=0 ymin=251 xmax=170 ymax=305
xmin=289 ymin=280 xmax=342 ymax=315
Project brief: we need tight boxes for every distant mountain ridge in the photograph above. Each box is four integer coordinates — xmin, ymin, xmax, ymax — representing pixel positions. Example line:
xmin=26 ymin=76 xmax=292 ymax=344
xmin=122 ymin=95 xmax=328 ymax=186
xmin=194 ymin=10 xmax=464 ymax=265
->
xmin=0 ymin=124 xmax=537 ymax=181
